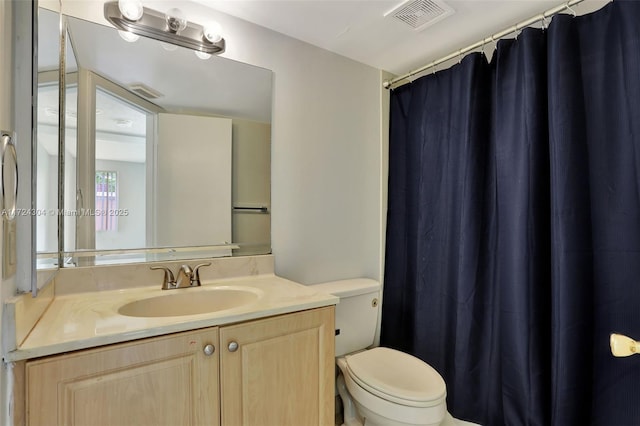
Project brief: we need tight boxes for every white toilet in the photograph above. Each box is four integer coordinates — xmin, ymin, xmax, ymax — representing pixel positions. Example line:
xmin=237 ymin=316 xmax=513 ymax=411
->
xmin=313 ymin=279 xmax=447 ymax=426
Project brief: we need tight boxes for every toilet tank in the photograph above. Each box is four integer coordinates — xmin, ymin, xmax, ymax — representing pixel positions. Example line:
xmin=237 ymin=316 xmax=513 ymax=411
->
xmin=311 ymin=279 xmax=380 ymax=357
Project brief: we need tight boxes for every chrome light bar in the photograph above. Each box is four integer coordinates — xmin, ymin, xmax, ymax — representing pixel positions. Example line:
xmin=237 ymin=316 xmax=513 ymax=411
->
xmin=104 ymin=1 xmax=225 ymax=55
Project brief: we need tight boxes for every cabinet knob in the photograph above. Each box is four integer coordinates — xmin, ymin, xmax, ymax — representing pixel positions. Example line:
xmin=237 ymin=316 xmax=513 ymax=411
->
xmin=203 ymin=344 xmax=215 ymax=356
xmin=228 ymin=341 xmax=239 ymax=352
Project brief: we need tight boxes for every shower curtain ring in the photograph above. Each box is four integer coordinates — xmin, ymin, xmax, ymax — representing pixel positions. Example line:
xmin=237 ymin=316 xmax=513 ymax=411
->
xmin=541 ymin=12 xmax=549 ymax=30
xmin=458 ymin=49 xmax=462 ymax=64
xmin=490 ymin=35 xmax=497 ymax=51
xmin=565 ymin=2 xmax=577 ymax=16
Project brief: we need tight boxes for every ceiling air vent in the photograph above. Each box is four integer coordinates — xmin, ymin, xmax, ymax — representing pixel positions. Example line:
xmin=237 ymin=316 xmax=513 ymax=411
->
xmin=385 ymin=0 xmax=454 ymax=32
xmin=128 ymin=83 xmax=163 ymax=100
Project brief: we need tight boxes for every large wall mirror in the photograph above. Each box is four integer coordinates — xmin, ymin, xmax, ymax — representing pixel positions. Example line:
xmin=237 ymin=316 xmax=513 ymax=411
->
xmin=35 ymin=12 xmax=272 ymax=277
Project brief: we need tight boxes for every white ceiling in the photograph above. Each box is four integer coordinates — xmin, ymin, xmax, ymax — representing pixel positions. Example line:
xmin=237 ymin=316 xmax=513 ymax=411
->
xmin=193 ymin=0 xmax=608 ymax=76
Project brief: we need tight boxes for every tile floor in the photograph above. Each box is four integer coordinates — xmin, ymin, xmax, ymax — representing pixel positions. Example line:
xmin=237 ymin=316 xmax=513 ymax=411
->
xmin=441 ymin=412 xmax=481 ymax=426
xmin=335 ymin=409 xmax=481 ymax=426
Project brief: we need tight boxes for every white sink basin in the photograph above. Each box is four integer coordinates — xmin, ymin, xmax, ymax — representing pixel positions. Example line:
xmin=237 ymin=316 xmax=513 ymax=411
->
xmin=118 ymin=287 xmax=261 ymax=317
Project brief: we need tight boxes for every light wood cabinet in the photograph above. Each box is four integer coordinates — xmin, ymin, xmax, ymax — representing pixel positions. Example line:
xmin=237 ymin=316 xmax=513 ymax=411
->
xmin=25 ymin=306 xmax=335 ymax=426
xmin=220 ymin=306 xmax=335 ymax=425
xmin=26 ymin=327 xmax=220 ymax=426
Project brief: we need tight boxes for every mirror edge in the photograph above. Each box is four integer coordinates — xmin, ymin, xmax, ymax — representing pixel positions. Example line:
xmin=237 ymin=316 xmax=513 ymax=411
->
xmin=14 ymin=0 xmax=37 ymax=295
xmin=27 ymin=1 xmax=63 ymax=296
xmin=56 ymin=13 xmax=67 ymax=284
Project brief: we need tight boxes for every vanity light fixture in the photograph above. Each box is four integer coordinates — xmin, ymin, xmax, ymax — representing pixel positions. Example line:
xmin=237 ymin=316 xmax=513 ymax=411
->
xmin=104 ymin=1 xmax=226 ymax=55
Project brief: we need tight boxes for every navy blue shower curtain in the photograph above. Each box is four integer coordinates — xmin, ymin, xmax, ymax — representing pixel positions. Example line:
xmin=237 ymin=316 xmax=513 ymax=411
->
xmin=381 ymin=2 xmax=640 ymax=425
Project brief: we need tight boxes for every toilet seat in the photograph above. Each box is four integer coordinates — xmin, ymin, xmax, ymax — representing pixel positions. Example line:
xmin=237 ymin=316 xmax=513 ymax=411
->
xmin=344 ymin=347 xmax=446 ymax=408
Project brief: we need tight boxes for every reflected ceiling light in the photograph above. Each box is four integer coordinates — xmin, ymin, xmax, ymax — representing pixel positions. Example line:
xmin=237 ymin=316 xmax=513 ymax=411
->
xmin=104 ymin=1 xmax=226 ymax=55
xmin=118 ymin=0 xmax=143 ymax=21
xmin=44 ymin=107 xmax=58 ymax=117
xmin=115 ymin=119 xmax=133 ymax=128
xmin=118 ymin=30 xmax=140 ymax=43
xmin=195 ymin=51 xmax=212 ymax=60
xmin=610 ymin=333 xmax=640 ymax=357
xmin=160 ymin=42 xmax=178 ymax=51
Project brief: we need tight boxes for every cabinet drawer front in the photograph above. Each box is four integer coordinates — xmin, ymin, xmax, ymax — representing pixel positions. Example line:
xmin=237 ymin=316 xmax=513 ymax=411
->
xmin=220 ymin=306 xmax=335 ymax=426
xmin=26 ymin=328 xmax=220 ymax=426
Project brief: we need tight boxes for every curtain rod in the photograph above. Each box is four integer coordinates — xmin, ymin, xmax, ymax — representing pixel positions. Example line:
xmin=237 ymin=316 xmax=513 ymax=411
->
xmin=383 ymin=0 xmax=586 ymax=89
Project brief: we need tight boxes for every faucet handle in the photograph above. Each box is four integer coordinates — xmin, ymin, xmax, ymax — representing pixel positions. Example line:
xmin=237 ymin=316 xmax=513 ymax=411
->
xmin=150 ymin=266 xmax=176 ymax=290
xmin=191 ymin=262 xmax=212 ymax=286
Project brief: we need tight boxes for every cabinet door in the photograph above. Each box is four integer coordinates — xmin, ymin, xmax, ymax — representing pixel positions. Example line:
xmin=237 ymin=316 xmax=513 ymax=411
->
xmin=220 ymin=306 xmax=335 ymax=426
xmin=26 ymin=328 xmax=220 ymax=426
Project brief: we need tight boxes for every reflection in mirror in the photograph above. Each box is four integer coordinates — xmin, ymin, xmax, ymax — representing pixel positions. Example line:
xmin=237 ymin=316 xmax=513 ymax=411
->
xmin=64 ymin=75 xmax=78 ymax=256
xmin=35 ymin=7 xmax=61 ymax=276
xmin=57 ymin=15 xmax=272 ymax=266
xmin=93 ymin=88 xmax=148 ymax=250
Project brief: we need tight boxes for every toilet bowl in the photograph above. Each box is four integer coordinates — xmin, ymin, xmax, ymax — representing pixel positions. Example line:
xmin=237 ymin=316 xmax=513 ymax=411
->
xmin=337 ymin=347 xmax=447 ymax=426
xmin=311 ymin=279 xmax=447 ymax=426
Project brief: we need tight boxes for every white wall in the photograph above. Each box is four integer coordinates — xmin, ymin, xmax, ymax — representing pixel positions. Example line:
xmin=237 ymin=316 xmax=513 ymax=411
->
xmin=60 ymin=1 xmax=386 ymax=285
xmin=0 ymin=1 xmax=22 ymax=424
xmin=36 ymin=144 xmax=58 ymax=252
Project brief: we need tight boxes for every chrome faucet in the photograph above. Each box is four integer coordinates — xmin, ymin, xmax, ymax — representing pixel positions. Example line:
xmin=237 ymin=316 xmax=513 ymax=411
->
xmin=175 ymin=265 xmax=193 ymax=288
xmin=151 ymin=263 xmax=212 ymax=290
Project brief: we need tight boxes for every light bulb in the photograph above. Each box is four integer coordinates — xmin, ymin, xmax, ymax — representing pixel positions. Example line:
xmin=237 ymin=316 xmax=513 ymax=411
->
xmin=118 ymin=0 xmax=143 ymax=21
xmin=195 ymin=50 xmax=211 ymax=60
xmin=166 ymin=8 xmax=187 ymax=33
xmin=203 ymin=21 xmax=223 ymax=43
xmin=118 ymin=30 xmax=139 ymax=43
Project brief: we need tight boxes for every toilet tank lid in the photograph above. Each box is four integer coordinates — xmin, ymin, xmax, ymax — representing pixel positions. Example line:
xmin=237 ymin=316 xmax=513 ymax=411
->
xmin=311 ymin=278 xmax=380 ymax=298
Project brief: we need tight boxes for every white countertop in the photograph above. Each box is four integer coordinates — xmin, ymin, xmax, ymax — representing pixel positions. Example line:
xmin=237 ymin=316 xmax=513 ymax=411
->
xmin=7 ymin=274 xmax=338 ymax=361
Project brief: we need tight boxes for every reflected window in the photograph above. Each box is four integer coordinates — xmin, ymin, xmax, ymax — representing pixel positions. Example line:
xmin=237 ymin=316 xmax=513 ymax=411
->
xmin=95 ymin=170 xmax=118 ymax=231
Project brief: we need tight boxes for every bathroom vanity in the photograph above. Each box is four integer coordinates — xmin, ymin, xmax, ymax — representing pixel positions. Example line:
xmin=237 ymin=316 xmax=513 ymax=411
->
xmin=26 ymin=307 xmax=334 ymax=426
xmin=5 ymin=256 xmax=338 ymax=426
xmin=9 ymin=4 xmax=335 ymax=425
